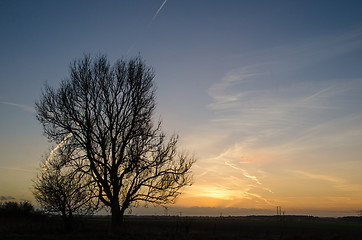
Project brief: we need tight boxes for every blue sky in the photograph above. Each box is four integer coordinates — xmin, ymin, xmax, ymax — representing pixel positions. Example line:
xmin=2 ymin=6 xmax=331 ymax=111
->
xmin=1 ymin=0 xmax=362 ymax=216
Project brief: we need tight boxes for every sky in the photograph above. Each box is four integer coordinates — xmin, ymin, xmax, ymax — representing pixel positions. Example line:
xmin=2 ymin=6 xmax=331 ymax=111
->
xmin=1 ymin=0 xmax=362 ymax=217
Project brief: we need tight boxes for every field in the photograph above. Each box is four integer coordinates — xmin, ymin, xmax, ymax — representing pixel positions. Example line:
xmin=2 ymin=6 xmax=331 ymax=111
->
xmin=1 ymin=215 xmax=362 ymax=240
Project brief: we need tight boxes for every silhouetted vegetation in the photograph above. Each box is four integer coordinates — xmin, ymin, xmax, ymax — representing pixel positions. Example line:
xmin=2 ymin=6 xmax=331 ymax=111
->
xmin=1 ymin=214 xmax=362 ymax=239
xmin=35 ymin=54 xmax=194 ymax=228
xmin=0 ymin=201 xmax=47 ymax=236
xmin=0 ymin=201 xmax=36 ymax=217
xmin=33 ymin=147 xmax=98 ymax=231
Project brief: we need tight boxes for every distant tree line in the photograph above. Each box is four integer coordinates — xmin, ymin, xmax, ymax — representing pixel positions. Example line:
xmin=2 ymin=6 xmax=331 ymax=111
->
xmin=0 ymin=201 xmax=39 ymax=217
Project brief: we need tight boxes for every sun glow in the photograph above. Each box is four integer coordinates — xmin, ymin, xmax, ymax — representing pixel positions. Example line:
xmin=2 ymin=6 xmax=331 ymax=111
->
xmin=201 ymin=187 xmax=242 ymax=201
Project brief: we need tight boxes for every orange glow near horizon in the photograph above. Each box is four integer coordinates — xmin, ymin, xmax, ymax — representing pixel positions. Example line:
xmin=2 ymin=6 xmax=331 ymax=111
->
xmin=175 ymin=190 xmax=362 ymax=213
xmin=171 ymin=139 xmax=362 ymax=216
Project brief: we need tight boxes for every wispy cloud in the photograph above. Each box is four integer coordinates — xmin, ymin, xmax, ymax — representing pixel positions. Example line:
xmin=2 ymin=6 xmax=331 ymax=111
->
xmin=0 ymin=167 xmax=37 ymax=173
xmin=295 ymin=171 xmax=343 ymax=184
xmin=182 ymin=27 xmax=362 ymax=209
xmin=207 ymin=28 xmax=362 ymax=113
xmin=205 ymin=28 xmax=362 ymax=152
xmin=1 ymin=101 xmax=35 ymax=113
xmin=186 ymin=142 xmax=276 ymax=208
xmin=0 ymin=195 xmax=15 ymax=201
xmin=293 ymin=170 xmax=362 ymax=194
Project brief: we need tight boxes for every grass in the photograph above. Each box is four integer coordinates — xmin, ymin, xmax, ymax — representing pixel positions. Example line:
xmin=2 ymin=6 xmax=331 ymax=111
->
xmin=1 ymin=215 xmax=362 ymax=240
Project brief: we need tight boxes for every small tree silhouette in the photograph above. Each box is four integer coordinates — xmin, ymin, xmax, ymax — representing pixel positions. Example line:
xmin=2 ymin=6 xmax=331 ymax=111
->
xmin=33 ymin=147 xmax=97 ymax=231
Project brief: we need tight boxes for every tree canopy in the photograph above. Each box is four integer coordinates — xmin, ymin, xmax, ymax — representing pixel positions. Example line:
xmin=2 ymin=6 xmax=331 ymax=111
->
xmin=35 ymin=55 xmax=194 ymax=226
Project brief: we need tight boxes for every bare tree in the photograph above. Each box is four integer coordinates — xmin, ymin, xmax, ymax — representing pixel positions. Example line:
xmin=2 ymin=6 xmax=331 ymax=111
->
xmin=33 ymin=147 xmax=97 ymax=230
xmin=35 ymin=55 xmax=194 ymax=227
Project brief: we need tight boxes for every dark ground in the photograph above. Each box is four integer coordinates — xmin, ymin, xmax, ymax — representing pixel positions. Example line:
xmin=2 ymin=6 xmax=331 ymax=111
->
xmin=1 ymin=214 xmax=362 ymax=240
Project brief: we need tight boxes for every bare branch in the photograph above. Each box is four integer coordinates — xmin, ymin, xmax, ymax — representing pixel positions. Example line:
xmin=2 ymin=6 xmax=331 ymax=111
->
xmin=35 ymin=55 xmax=195 ymax=227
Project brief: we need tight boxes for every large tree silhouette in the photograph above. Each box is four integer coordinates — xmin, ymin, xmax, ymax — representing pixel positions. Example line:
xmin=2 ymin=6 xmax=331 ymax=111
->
xmin=35 ymin=55 xmax=194 ymax=226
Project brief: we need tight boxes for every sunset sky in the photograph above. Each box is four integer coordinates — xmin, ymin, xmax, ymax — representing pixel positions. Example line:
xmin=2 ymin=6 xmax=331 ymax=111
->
xmin=1 ymin=0 xmax=362 ymax=217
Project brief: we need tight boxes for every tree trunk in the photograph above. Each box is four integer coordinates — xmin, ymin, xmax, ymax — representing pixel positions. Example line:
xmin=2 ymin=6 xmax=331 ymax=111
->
xmin=62 ymin=214 xmax=73 ymax=232
xmin=60 ymin=208 xmax=72 ymax=232
xmin=111 ymin=202 xmax=122 ymax=228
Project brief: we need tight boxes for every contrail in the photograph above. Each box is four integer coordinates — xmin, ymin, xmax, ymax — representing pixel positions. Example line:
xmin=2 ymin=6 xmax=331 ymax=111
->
xmin=44 ymin=111 xmax=85 ymax=172
xmin=47 ymin=133 xmax=73 ymax=162
xmin=41 ymin=132 xmax=74 ymax=173
xmin=1 ymin=101 xmax=35 ymax=113
xmin=153 ymin=0 xmax=168 ymax=20
xmin=244 ymin=192 xmax=274 ymax=206
xmin=224 ymin=161 xmax=261 ymax=185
